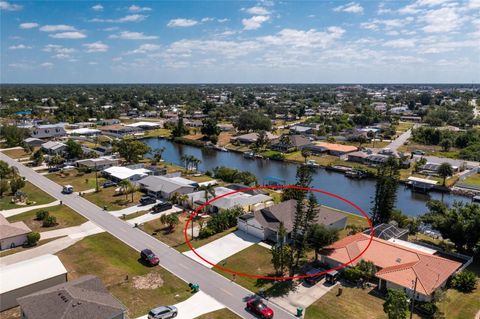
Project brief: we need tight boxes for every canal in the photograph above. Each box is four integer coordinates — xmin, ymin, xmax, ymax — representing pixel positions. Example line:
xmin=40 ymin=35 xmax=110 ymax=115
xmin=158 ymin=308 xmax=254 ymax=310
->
xmin=144 ymin=138 xmax=470 ymax=216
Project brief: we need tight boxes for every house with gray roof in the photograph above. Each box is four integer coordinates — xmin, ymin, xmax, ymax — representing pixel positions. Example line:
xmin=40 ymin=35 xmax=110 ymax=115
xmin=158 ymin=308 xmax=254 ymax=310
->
xmin=238 ymin=199 xmax=347 ymax=242
xmin=31 ymin=124 xmax=67 ymax=139
xmin=138 ymin=175 xmax=196 ymax=199
xmin=41 ymin=141 xmax=67 ymax=155
xmin=0 ymin=214 xmax=31 ymax=250
xmin=17 ymin=275 xmax=127 ymax=319
xmin=271 ymin=135 xmax=312 ymax=152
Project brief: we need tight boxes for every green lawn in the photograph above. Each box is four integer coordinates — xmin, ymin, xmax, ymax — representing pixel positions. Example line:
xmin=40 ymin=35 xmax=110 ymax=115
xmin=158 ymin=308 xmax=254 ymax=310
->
xmin=7 ymin=205 xmax=87 ymax=233
xmin=461 ymin=173 xmax=480 ymax=186
xmin=143 ymin=128 xmax=172 ymax=137
xmin=83 ymin=187 xmax=143 ymax=211
xmin=396 ymin=122 xmax=415 ymax=133
xmin=56 ymin=232 xmax=191 ymax=318
xmin=2 ymin=148 xmax=31 ymax=159
xmin=195 ymin=309 xmax=241 ymax=319
xmin=0 ymin=181 xmax=55 ymax=210
xmin=305 ymin=286 xmax=388 ymax=319
xmin=339 ymin=210 xmax=370 ymax=239
xmin=45 ymin=169 xmax=106 ymax=191
xmin=212 ymin=244 xmax=278 ymax=293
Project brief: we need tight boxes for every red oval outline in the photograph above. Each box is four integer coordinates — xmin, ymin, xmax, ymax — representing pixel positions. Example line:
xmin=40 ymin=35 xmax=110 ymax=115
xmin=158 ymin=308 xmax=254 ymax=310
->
xmin=184 ymin=185 xmax=374 ymax=280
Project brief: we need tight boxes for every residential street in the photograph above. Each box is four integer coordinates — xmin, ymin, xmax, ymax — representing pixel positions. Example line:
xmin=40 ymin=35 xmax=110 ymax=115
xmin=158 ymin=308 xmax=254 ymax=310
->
xmin=386 ymin=128 xmax=412 ymax=151
xmin=0 ymin=153 xmax=295 ymax=319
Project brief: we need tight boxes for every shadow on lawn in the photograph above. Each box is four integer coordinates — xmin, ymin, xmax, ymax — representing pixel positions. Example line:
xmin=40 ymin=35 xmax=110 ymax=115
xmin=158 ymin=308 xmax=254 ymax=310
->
xmin=255 ymin=276 xmax=298 ymax=298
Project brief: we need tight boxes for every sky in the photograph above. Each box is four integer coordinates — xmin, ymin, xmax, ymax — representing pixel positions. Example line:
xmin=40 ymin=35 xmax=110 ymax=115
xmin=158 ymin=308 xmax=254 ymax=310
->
xmin=1 ymin=0 xmax=479 ymax=83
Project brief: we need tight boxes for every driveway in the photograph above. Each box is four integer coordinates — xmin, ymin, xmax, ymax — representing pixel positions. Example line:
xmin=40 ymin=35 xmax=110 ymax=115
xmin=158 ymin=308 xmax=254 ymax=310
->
xmin=271 ymin=279 xmax=338 ymax=314
xmin=109 ymin=201 xmax=160 ymax=217
xmin=135 ymin=291 xmax=225 ymax=319
xmin=126 ymin=206 xmax=183 ymax=225
xmin=183 ymin=230 xmax=261 ymax=268
xmin=1 ymin=200 xmax=60 ymax=218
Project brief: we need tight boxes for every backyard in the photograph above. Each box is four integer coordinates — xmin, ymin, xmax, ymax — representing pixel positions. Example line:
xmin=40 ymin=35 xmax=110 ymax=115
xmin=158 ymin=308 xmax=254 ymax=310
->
xmin=56 ymin=232 xmax=192 ymax=318
xmin=83 ymin=187 xmax=143 ymax=211
xmin=45 ymin=169 xmax=106 ymax=191
xmin=0 ymin=181 xmax=55 ymax=210
xmin=6 ymin=204 xmax=87 ymax=233
xmin=460 ymin=173 xmax=480 ymax=187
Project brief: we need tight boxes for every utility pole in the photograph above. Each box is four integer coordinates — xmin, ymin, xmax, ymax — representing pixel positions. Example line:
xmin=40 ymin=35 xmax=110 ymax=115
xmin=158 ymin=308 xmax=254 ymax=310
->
xmin=410 ymin=277 xmax=418 ymax=319
xmin=95 ymin=162 xmax=99 ymax=192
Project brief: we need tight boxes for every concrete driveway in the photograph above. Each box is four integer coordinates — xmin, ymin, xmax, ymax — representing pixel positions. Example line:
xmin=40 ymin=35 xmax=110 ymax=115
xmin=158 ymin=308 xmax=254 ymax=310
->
xmin=183 ymin=230 xmax=260 ymax=268
xmin=271 ymin=279 xmax=338 ymax=314
xmin=135 ymin=291 xmax=225 ymax=319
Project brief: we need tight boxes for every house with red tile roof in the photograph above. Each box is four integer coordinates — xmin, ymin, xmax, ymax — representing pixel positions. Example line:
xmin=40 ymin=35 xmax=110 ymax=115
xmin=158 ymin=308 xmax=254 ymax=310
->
xmin=321 ymin=233 xmax=462 ymax=301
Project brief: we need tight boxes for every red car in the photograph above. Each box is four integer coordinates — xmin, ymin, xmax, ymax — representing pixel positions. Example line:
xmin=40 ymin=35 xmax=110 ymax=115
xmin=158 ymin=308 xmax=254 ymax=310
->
xmin=246 ymin=298 xmax=274 ymax=319
xmin=141 ymin=249 xmax=160 ymax=266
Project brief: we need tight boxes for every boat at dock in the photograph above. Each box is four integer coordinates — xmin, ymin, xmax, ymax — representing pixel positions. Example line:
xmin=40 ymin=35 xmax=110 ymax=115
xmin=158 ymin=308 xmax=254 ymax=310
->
xmin=243 ymin=151 xmax=255 ymax=159
xmin=345 ymin=169 xmax=368 ymax=179
xmin=306 ymin=159 xmax=320 ymax=168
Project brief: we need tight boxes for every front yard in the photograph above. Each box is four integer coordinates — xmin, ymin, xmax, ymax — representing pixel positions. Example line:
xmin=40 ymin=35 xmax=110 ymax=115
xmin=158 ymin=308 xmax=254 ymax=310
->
xmin=6 ymin=205 xmax=87 ymax=233
xmin=1 ymin=148 xmax=32 ymax=159
xmin=196 ymin=309 xmax=241 ymax=319
xmin=83 ymin=187 xmax=143 ymax=211
xmin=0 ymin=181 xmax=55 ymax=210
xmin=56 ymin=232 xmax=191 ymax=318
xmin=45 ymin=169 xmax=106 ymax=191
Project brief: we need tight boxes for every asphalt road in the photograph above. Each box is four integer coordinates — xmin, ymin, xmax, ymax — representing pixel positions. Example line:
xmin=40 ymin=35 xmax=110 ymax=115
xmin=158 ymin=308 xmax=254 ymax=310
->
xmin=0 ymin=153 xmax=295 ymax=319
xmin=386 ymin=128 xmax=412 ymax=151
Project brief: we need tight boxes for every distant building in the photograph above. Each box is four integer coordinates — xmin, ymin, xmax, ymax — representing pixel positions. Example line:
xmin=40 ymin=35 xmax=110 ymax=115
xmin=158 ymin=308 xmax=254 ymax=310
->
xmin=23 ymin=137 xmax=44 ymax=147
xmin=271 ymin=135 xmax=311 ymax=152
xmin=138 ymin=175 xmax=196 ymax=199
xmin=76 ymin=157 xmax=120 ymax=171
xmin=0 ymin=214 xmax=31 ymax=251
xmin=303 ymin=142 xmax=358 ymax=156
xmin=31 ymin=124 xmax=67 ymax=139
xmin=41 ymin=141 xmax=67 ymax=155
xmin=98 ymin=124 xmax=143 ymax=138
xmin=103 ymin=166 xmax=152 ymax=182
xmin=230 ymin=132 xmax=279 ymax=145
xmin=17 ymin=275 xmax=127 ymax=319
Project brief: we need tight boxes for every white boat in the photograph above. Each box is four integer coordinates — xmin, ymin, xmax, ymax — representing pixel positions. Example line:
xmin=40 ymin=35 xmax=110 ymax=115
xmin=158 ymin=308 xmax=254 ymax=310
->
xmin=306 ymin=160 xmax=320 ymax=167
xmin=214 ymin=145 xmax=228 ymax=152
xmin=243 ymin=152 xmax=255 ymax=159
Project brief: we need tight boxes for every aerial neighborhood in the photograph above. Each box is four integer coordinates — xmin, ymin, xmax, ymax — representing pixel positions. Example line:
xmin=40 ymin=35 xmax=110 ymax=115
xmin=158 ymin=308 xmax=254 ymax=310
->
xmin=1 ymin=0 xmax=480 ymax=318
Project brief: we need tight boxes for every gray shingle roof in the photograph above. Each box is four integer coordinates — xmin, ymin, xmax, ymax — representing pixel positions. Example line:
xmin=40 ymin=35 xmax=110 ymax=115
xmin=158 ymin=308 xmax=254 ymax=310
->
xmin=17 ymin=275 xmax=126 ymax=319
xmin=138 ymin=175 xmax=194 ymax=193
xmin=0 ymin=214 xmax=31 ymax=240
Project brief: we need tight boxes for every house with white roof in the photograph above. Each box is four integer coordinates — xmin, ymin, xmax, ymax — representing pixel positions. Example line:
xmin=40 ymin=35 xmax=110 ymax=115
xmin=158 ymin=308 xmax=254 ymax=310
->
xmin=0 ymin=254 xmax=67 ymax=311
xmin=102 ymin=166 xmax=152 ymax=182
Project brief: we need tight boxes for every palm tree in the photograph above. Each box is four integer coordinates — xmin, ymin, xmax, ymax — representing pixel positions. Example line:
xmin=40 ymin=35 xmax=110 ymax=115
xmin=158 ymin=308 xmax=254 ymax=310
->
xmin=301 ymin=148 xmax=311 ymax=164
xmin=128 ymin=183 xmax=138 ymax=202
xmin=151 ymin=147 xmax=166 ymax=165
xmin=160 ymin=213 xmax=180 ymax=232
xmin=118 ymin=180 xmax=131 ymax=200
xmin=198 ymin=184 xmax=216 ymax=213
xmin=191 ymin=156 xmax=201 ymax=172
xmin=180 ymin=155 xmax=190 ymax=171
xmin=177 ymin=194 xmax=189 ymax=207
xmin=438 ymin=162 xmax=454 ymax=186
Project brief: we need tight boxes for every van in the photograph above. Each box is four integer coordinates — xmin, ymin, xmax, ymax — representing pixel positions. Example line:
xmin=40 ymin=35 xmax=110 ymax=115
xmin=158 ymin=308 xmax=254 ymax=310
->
xmin=62 ymin=185 xmax=74 ymax=194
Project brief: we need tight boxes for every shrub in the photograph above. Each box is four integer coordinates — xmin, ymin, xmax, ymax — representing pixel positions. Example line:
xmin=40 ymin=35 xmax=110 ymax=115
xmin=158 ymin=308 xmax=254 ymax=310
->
xmin=36 ymin=210 xmax=49 ymax=220
xmin=451 ymin=271 xmax=477 ymax=292
xmin=415 ymin=301 xmax=437 ymax=316
xmin=343 ymin=266 xmax=363 ymax=282
xmin=198 ymin=227 xmax=216 ymax=239
xmin=42 ymin=215 xmax=57 ymax=227
xmin=27 ymin=232 xmax=40 ymax=246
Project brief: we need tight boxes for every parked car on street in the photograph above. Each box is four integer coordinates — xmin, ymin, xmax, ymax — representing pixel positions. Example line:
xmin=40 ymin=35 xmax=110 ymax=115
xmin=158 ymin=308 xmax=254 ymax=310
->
xmin=140 ymin=196 xmax=156 ymax=205
xmin=140 ymin=248 xmax=160 ymax=266
xmin=246 ymin=297 xmax=274 ymax=319
xmin=62 ymin=185 xmax=74 ymax=194
xmin=102 ymin=180 xmax=117 ymax=188
xmin=147 ymin=305 xmax=178 ymax=319
xmin=151 ymin=202 xmax=173 ymax=213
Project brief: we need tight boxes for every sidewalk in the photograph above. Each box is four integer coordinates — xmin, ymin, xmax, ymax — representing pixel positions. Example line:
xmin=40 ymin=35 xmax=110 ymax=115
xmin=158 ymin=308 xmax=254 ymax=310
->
xmin=1 ymin=200 xmax=60 ymax=218
xmin=40 ymin=221 xmax=104 ymax=240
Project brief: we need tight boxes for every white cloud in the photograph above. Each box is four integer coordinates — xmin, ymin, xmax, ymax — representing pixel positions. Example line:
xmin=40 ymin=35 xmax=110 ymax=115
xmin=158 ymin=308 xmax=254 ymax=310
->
xmin=83 ymin=41 xmax=109 ymax=52
xmin=201 ymin=17 xmax=215 ymax=22
xmin=422 ymin=7 xmax=464 ymax=33
xmin=109 ymin=31 xmax=158 ymax=40
xmin=126 ymin=43 xmax=161 ymax=54
xmin=399 ymin=0 xmax=452 ymax=14
xmin=218 ymin=18 xmax=230 ymax=23
xmin=40 ymin=24 xmax=76 ymax=32
xmin=19 ymin=22 xmax=38 ymax=29
xmin=468 ymin=0 xmax=480 ymax=9
xmin=43 ymin=44 xmax=75 ymax=53
xmin=361 ymin=17 xmax=414 ymax=31
xmin=8 ymin=44 xmax=32 ymax=50
xmin=49 ymin=31 xmax=87 ymax=39
xmin=377 ymin=3 xmax=392 ymax=14
xmin=260 ymin=27 xmax=346 ymax=48
xmin=167 ymin=18 xmax=198 ymax=27
xmin=0 ymin=1 xmax=22 ymax=11
xmin=92 ymin=4 xmax=103 ymax=11
xmin=242 ymin=15 xmax=270 ymax=30
xmin=334 ymin=2 xmax=364 ymax=14
xmin=88 ymin=61 xmax=98 ymax=65
xmin=40 ymin=62 xmax=54 ymax=68
xmin=90 ymin=14 xmax=146 ymax=23
xmin=383 ymin=38 xmax=416 ymax=48
xmin=128 ymin=5 xmax=151 ymax=12
xmin=242 ymin=6 xmax=270 ymax=15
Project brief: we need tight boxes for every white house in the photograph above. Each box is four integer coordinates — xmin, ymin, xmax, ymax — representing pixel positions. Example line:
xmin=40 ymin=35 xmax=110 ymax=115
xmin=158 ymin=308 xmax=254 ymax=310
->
xmin=103 ymin=166 xmax=151 ymax=182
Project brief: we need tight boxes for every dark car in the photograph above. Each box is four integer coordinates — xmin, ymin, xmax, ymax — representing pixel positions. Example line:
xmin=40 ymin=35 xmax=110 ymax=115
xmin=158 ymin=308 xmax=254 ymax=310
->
xmin=151 ymin=202 xmax=173 ymax=213
xmin=140 ymin=249 xmax=159 ymax=266
xmin=102 ymin=181 xmax=117 ymax=188
xmin=304 ymin=267 xmax=326 ymax=285
xmin=140 ymin=196 xmax=156 ymax=205
xmin=48 ymin=166 xmax=61 ymax=173
xmin=246 ymin=297 xmax=274 ymax=319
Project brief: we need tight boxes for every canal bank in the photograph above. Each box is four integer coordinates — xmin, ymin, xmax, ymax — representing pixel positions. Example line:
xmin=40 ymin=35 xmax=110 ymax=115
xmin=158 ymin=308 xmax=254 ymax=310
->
xmin=142 ymin=137 xmax=470 ymax=217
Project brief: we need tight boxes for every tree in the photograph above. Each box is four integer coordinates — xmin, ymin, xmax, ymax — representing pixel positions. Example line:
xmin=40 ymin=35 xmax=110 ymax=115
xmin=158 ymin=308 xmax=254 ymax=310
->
xmin=201 ymin=118 xmax=221 ymax=143
xmin=65 ymin=139 xmax=83 ymax=159
xmin=151 ymin=147 xmax=166 ymax=165
xmin=451 ymin=271 xmax=477 ymax=292
xmin=160 ymin=213 xmax=180 ymax=232
xmin=440 ymin=138 xmax=452 ymax=152
xmin=414 ymin=157 xmax=427 ymax=173
xmin=234 ymin=111 xmax=272 ymax=132
xmin=437 ymin=162 xmax=453 ymax=186
xmin=27 ymin=232 xmax=40 ymax=246
xmin=198 ymin=184 xmax=216 ymax=212
xmin=421 ymin=200 xmax=480 ymax=252
xmin=308 ymin=224 xmax=339 ymax=260
xmin=36 ymin=210 xmax=49 ymax=220
xmin=0 ymin=179 xmax=8 ymax=197
xmin=0 ymin=125 xmax=30 ymax=147
xmin=171 ymin=115 xmax=188 ymax=137
xmin=367 ymin=130 xmax=376 ymax=147
xmin=10 ymin=176 xmax=25 ymax=194
xmin=357 ymin=259 xmax=377 ymax=279
xmin=118 ymin=180 xmax=132 ymax=200
xmin=30 ymin=149 xmax=44 ymax=166
xmin=0 ymin=160 xmax=12 ymax=179
xmin=116 ymin=138 xmax=151 ymax=163
xmin=301 ymin=148 xmax=311 ymax=164
xmin=48 ymin=154 xmax=65 ymax=168
xmin=42 ymin=215 xmax=57 ymax=227
xmin=383 ymin=289 xmax=409 ymax=319
xmin=371 ymin=157 xmax=400 ymax=225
